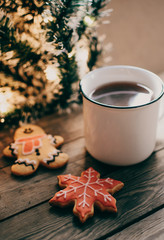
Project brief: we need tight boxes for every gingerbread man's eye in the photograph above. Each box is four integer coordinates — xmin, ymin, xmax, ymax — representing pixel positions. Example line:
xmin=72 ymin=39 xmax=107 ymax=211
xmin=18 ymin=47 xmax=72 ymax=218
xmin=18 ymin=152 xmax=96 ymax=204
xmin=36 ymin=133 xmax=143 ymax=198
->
xmin=24 ymin=128 xmax=33 ymax=134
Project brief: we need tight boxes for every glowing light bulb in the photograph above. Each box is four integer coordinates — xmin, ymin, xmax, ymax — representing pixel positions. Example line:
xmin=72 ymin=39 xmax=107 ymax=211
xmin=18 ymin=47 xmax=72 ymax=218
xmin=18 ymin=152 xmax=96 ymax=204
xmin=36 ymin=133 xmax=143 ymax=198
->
xmin=76 ymin=40 xmax=89 ymax=78
xmin=43 ymin=15 xmax=53 ymax=23
xmin=0 ymin=89 xmax=14 ymax=115
xmin=45 ymin=65 xmax=60 ymax=83
xmin=84 ymin=16 xmax=95 ymax=27
xmin=0 ymin=118 xmax=5 ymax=123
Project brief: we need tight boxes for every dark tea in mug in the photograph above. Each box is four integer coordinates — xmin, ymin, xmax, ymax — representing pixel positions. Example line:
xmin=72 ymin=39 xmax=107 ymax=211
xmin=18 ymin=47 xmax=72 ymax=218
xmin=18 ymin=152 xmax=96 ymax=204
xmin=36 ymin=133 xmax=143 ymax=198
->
xmin=90 ymin=81 xmax=154 ymax=107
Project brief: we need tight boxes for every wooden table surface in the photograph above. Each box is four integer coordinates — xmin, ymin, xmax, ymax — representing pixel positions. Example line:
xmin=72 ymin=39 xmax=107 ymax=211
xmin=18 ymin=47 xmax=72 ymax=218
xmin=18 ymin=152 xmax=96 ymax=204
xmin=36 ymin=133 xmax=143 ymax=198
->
xmin=0 ymin=106 xmax=164 ymax=240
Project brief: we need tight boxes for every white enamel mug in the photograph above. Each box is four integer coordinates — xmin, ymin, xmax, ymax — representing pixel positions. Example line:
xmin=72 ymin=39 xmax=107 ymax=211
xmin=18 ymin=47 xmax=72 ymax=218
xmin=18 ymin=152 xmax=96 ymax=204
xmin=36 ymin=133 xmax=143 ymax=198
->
xmin=80 ymin=65 xmax=164 ymax=166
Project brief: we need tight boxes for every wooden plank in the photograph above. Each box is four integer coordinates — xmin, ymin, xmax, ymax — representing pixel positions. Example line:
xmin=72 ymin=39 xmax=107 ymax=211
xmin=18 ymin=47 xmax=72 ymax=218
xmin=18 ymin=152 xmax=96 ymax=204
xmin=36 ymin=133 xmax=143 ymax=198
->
xmin=0 ymin=148 xmax=164 ymax=240
xmin=106 ymin=208 xmax=164 ymax=240
xmin=0 ymin=112 xmax=164 ymax=220
xmin=1 ymin=205 xmax=164 ymax=240
xmin=0 ymin=137 xmax=85 ymax=220
xmin=0 ymin=137 xmax=117 ymax=220
xmin=1 ymin=94 xmax=164 ymax=239
xmin=36 ymin=106 xmax=84 ymax=143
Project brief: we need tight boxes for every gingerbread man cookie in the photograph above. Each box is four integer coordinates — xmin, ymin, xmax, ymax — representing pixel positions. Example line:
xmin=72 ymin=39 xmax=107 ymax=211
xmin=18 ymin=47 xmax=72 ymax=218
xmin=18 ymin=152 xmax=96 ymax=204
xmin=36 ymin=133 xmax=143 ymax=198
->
xmin=3 ymin=124 xmax=69 ymax=176
xmin=49 ymin=167 xmax=124 ymax=223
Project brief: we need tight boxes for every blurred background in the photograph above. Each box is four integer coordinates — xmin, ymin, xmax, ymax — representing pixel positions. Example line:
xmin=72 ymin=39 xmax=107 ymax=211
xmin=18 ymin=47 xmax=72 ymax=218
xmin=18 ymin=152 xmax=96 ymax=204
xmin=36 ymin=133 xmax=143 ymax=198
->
xmin=98 ymin=0 xmax=164 ymax=74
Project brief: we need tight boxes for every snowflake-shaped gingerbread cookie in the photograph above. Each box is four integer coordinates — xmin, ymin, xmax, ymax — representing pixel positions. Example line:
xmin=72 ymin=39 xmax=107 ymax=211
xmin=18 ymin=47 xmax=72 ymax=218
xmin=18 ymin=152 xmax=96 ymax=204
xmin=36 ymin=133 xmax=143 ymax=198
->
xmin=3 ymin=124 xmax=69 ymax=176
xmin=49 ymin=167 xmax=124 ymax=222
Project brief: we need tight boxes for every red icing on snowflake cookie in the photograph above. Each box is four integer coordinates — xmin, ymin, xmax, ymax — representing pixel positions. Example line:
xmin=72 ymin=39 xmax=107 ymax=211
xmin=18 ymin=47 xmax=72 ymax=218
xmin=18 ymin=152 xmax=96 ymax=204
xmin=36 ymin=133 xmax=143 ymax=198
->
xmin=49 ymin=167 xmax=124 ymax=223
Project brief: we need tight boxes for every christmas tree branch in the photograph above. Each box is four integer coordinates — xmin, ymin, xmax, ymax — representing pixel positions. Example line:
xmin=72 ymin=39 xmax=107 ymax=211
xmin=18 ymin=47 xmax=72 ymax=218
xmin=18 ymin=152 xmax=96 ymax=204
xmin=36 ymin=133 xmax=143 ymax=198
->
xmin=0 ymin=0 xmax=109 ymax=127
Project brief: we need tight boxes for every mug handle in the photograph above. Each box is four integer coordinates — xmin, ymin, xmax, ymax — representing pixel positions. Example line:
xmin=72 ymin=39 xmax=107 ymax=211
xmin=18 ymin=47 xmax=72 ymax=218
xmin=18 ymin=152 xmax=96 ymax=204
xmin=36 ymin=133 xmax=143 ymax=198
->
xmin=158 ymin=82 xmax=164 ymax=120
